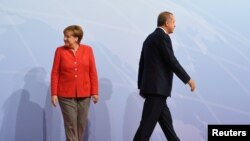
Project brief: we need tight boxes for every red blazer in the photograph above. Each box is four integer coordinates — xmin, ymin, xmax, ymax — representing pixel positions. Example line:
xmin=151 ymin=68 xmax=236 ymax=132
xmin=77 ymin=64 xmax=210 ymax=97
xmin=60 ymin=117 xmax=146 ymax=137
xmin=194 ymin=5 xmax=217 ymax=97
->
xmin=51 ymin=44 xmax=98 ymax=98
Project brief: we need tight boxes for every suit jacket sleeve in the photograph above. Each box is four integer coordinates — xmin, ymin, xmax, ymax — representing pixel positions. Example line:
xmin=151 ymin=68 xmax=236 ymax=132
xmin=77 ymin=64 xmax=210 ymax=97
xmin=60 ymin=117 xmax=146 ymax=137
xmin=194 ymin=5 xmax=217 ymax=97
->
xmin=138 ymin=49 xmax=144 ymax=89
xmin=158 ymin=35 xmax=190 ymax=84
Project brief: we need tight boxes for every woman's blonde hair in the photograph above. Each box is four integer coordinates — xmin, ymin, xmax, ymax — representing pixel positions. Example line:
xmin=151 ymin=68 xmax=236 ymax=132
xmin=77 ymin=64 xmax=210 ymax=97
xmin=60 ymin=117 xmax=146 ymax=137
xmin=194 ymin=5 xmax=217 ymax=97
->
xmin=63 ymin=25 xmax=84 ymax=43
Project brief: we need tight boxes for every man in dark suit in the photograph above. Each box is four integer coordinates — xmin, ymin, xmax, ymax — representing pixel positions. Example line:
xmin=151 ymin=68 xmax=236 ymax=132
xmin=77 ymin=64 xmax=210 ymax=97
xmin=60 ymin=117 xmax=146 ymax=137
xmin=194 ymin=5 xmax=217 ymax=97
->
xmin=133 ymin=11 xmax=196 ymax=141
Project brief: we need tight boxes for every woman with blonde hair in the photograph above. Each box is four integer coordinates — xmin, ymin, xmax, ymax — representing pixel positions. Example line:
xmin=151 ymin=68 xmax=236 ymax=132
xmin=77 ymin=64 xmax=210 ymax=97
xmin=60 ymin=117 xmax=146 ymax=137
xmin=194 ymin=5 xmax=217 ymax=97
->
xmin=51 ymin=25 xmax=99 ymax=141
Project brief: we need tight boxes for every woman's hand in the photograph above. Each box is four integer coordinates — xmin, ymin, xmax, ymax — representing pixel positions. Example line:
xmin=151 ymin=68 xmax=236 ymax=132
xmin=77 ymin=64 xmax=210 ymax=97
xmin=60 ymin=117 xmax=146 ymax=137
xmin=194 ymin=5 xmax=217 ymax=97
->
xmin=51 ymin=95 xmax=58 ymax=107
xmin=91 ymin=95 xmax=99 ymax=104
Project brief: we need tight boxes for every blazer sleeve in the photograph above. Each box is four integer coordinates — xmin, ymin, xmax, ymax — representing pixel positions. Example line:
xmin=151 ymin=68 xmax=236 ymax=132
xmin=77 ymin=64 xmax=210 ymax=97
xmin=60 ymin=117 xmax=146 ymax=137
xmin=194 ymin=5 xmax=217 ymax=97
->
xmin=158 ymin=35 xmax=190 ymax=84
xmin=51 ymin=48 xmax=61 ymax=95
xmin=89 ymin=47 xmax=99 ymax=95
xmin=137 ymin=49 xmax=144 ymax=89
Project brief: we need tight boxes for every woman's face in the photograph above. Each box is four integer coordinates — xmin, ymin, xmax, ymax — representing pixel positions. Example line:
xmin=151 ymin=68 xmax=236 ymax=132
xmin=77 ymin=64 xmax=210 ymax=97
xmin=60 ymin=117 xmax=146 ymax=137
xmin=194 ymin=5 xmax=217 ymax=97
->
xmin=63 ymin=31 xmax=78 ymax=47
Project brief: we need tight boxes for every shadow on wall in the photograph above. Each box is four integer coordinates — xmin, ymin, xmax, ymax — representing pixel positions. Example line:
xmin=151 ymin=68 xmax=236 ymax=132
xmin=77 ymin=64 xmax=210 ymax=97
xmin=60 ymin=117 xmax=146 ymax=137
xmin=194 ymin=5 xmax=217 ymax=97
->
xmin=86 ymin=42 xmax=139 ymax=141
xmin=44 ymin=86 xmax=63 ymax=141
xmin=15 ymin=89 xmax=45 ymax=141
xmin=84 ymin=78 xmax=113 ymax=141
xmin=123 ymin=91 xmax=143 ymax=141
xmin=0 ymin=67 xmax=63 ymax=141
xmin=0 ymin=88 xmax=45 ymax=141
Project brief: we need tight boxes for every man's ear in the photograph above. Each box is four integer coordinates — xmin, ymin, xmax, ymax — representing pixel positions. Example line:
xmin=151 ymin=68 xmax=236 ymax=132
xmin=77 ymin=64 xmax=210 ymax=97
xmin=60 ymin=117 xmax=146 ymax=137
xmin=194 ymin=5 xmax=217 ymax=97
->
xmin=165 ymin=21 xmax=169 ymax=27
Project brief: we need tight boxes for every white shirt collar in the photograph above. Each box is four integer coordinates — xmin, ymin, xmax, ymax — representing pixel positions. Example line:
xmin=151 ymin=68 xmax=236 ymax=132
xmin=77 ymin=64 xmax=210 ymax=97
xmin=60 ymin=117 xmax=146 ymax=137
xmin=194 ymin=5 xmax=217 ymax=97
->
xmin=158 ymin=27 xmax=167 ymax=34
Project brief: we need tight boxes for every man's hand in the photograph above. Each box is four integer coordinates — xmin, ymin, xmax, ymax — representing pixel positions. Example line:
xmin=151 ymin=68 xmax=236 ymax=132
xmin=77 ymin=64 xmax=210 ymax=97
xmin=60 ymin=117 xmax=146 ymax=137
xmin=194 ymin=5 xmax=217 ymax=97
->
xmin=138 ymin=90 xmax=146 ymax=99
xmin=188 ymin=79 xmax=196 ymax=92
xmin=139 ymin=93 xmax=146 ymax=99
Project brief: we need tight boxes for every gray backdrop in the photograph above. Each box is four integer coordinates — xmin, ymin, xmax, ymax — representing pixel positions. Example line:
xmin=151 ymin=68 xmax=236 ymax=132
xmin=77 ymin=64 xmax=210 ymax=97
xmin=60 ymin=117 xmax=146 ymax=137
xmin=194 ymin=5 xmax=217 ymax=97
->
xmin=1 ymin=0 xmax=250 ymax=140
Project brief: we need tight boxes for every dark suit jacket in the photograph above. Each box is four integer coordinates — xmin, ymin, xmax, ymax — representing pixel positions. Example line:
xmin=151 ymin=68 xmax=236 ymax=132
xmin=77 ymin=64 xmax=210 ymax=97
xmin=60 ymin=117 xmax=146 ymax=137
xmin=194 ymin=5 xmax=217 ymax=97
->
xmin=138 ymin=28 xmax=190 ymax=97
